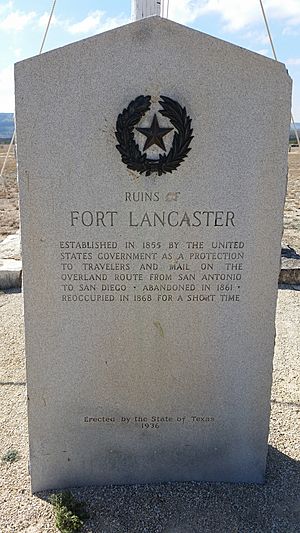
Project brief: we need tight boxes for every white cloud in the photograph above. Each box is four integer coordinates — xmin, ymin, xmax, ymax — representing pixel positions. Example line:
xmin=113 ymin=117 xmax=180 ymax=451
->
xmin=286 ymin=58 xmax=300 ymax=66
xmin=243 ymin=30 xmax=270 ymax=46
xmin=167 ymin=0 xmax=259 ymax=28
xmin=0 ymin=10 xmax=36 ymax=32
xmin=0 ymin=1 xmax=13 ymax=15
xmin=282 ymin=26 xmax=300 ymax=36
xmin=66 ymin=10 xmax=129 ymax=36
xmin=0 ymin=65 xmax=14 ymax=112
xmin=253 ymin=48 xmax=270 ymax=57
xmin=168 ymin=0 xmax=300 ymax=31
xmin=200 ymin=0 xmax=259 ymax=31
xmin=14 ymin=47 xmax=22 ymax=58
xmin=167 ymin=0 xmax=204 ymax=25
xmin=67 ymin=10 xmax=104 ymax=34
xmin=38 ymin=12 xmax=58 ymax=29
xmin=265 ymin=0 xmax=300 ymax=25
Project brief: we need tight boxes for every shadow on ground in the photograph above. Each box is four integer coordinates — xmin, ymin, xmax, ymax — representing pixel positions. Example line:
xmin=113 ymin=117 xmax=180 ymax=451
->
xmin=278 ymin=284 xmax=300 ymax=291
xmin=37 ymin=446 xmax=300 ymax=533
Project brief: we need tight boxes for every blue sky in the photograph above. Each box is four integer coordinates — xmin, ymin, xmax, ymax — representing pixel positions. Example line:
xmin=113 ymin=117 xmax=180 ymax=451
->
xmin=1 ymin=0 xmax=300 ymax=119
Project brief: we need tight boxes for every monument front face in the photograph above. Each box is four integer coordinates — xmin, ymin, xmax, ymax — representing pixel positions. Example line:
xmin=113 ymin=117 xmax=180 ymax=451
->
xmin=15 ymin=17 xmax=291 ymax=491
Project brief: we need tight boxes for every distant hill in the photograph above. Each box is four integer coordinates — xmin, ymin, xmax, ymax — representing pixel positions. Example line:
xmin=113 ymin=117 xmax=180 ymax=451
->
xmin=290 ymin=123 xmax=300 ymax=142
xmin=291 ymin=123 xmax=300 ymax=131
xmin=0 ymin=113 xmax=14 ymax=140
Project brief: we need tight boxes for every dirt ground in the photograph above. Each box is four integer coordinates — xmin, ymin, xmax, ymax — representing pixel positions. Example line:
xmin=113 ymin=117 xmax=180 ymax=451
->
xmin=0 ymin=144 xmax=299 ymax=251
xmin=283 ymin=150 xmax=300 ymax=251
xmin=0 ymin=144 xmax=19 ymax=240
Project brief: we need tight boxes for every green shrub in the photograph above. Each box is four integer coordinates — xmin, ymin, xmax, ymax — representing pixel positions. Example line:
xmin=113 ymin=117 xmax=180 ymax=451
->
xmin=1 ymin=448 xmax=19 ymax=463
xmin=49 ymin=491 xmax=88 ymax=533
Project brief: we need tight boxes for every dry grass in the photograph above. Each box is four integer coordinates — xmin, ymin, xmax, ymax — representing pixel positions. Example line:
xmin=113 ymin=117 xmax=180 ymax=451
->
xmin=0 ymin=144 xmax=19 ymax=240
xmin=283 ymin=151 xmax=300 ymax=251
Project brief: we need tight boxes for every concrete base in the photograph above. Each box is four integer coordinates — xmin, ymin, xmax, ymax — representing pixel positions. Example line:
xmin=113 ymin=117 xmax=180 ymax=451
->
xmin=0 ymin=233 xmax=22 ymax=289
xmin=279 ymin=246 xmax=300 ymax=284
xmin=0 ymin=259 xmax=22 ymax=289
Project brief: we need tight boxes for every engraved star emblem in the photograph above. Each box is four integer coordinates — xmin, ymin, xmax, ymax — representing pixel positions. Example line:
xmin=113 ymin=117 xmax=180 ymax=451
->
xmin=136 ymin=114 xmax=173 ymax=152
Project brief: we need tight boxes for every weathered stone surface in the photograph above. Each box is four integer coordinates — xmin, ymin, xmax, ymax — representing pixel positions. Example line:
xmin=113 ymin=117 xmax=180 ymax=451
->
xmin=15 ymin=17 xmax=291 ymax=492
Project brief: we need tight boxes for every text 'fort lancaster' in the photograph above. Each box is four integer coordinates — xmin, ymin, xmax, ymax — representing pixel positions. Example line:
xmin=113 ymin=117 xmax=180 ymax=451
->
xmin=69 ymin=209 xmax=236 ymax=228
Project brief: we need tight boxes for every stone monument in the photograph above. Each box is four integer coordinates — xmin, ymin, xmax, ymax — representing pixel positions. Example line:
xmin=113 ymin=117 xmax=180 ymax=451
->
xmin=15 ymin=17 xmax=291 ymax=492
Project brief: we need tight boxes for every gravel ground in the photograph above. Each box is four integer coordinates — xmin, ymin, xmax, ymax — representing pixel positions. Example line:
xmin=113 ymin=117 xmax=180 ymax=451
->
xmin=0 ymin=289 xmax=299 ymax=533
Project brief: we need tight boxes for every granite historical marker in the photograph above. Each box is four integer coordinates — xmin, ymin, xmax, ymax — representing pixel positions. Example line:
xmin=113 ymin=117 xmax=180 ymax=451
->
xmin=15 ymin=17 xmax=291 ymax=492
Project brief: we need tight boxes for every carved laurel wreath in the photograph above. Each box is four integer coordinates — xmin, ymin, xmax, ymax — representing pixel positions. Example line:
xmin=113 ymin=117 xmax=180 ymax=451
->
xmin=115 ymin=95 xmax=193 ymax=176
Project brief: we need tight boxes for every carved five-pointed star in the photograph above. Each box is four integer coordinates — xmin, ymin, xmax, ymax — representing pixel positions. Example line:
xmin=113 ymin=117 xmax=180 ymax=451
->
xmin=136 ymin=114 xmax=173 ymax=152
